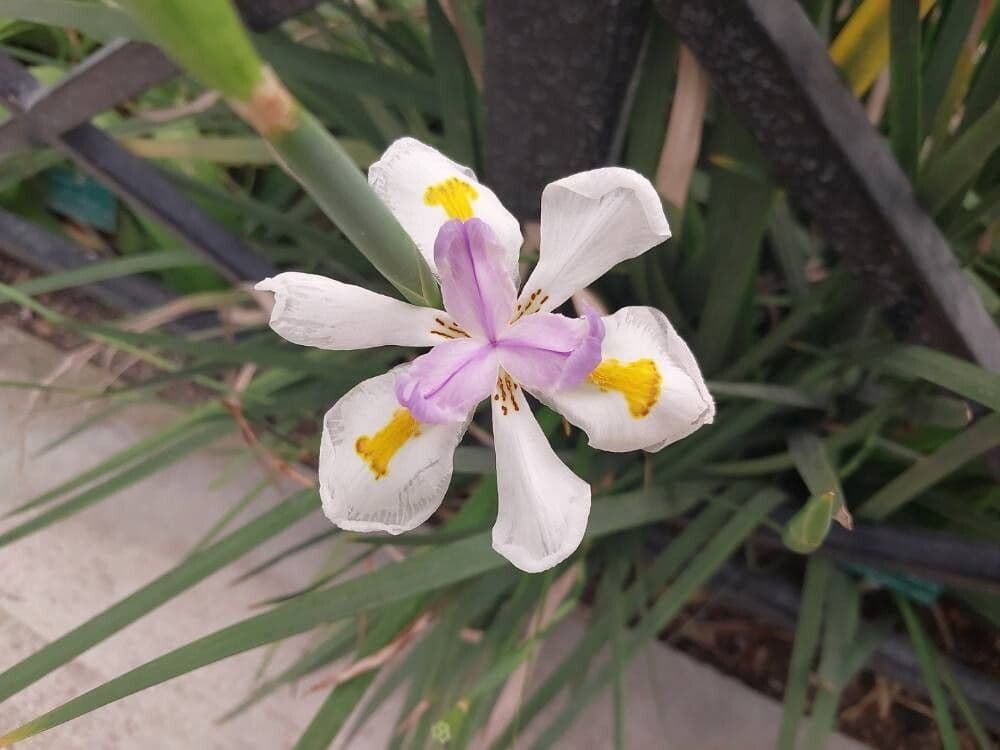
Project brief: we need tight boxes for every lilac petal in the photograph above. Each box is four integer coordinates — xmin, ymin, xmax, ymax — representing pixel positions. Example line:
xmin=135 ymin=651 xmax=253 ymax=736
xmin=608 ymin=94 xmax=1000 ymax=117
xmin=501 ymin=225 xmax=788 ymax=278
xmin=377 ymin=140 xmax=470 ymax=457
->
xmin=496 ymin=311 xmax=604 ymax=391
xmin=434 ymin=218 xmax=517 ymax=341
xmin=556 ymin=307 xmax=605 ymax=389
xmin=395 ymin=338 xmax=498 ymax=424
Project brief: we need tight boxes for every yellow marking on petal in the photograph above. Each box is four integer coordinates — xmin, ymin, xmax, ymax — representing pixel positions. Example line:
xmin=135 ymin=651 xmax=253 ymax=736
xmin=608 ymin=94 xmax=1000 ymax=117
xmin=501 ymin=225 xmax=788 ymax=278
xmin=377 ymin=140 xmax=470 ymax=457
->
xmin=589 ymin=358 xmax=662 ymax=418
xmin=424 ymin=177 xmax=478 ymax=220
xmin=355 ymin=408 xmax=421 ymax=479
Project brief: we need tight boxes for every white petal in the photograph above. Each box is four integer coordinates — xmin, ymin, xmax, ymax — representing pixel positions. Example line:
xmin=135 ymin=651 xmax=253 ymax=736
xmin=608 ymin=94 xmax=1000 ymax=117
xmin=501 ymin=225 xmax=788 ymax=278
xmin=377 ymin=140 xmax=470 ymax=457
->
xmin=368 ymin=137 xmax=523 ymax=280
xmin=256 ymin=272 xmax=447 ymax=350
xmin=491 ymin=384 xmax=591 ymax=573
xmin=319 ymin=369 xmax=469 ymax=534
xmin=521 ymin=168 xmax=670 ymax=313
xmin=534 ymin=306 xmax=714 ymax=453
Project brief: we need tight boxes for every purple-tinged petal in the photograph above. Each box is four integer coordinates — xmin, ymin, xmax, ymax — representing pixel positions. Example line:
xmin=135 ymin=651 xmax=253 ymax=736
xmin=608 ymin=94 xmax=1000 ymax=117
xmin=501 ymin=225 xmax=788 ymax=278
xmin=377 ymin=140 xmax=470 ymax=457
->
xmin=532 ymin=306 xmax=714 ymax=454
xmin=555 ymin=307 xmax=605 ymax=389
xmin=319 ymin=369 xmax=468 ymax=535
xmin=495 ymin=311 xmax=604 ymax=391
xmin=495 ymin=346 xmax=568 ymax=392
xmin=395 ymin=338 xmax=498 ymax=424
xmin=434 ymin=218 xmax=517 ymax=341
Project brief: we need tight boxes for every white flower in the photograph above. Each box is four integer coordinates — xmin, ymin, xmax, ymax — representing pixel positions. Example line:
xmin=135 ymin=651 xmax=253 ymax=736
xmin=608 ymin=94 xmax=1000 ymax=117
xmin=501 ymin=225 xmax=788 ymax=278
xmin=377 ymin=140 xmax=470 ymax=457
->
xmin=256 ymin=138 xmax=714 ymax=573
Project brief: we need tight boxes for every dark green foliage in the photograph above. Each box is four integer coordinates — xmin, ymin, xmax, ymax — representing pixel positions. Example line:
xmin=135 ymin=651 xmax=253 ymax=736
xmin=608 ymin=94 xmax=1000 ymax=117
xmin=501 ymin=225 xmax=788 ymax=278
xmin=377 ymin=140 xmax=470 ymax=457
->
xmin=0 ymin=2 xmax=996 ymax=748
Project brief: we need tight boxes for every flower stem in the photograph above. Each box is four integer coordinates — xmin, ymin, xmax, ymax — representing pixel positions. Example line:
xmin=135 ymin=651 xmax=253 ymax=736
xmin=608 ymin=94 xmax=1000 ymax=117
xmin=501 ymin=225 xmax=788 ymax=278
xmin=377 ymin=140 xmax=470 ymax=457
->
xmin=119 ymin=0 xmax=440 ymax=307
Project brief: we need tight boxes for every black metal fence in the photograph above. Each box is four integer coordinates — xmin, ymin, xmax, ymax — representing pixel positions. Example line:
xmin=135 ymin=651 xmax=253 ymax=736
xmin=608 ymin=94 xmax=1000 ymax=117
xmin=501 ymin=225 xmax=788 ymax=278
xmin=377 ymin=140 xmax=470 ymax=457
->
xmin=0 ymin=1 xmax=324 ymax=314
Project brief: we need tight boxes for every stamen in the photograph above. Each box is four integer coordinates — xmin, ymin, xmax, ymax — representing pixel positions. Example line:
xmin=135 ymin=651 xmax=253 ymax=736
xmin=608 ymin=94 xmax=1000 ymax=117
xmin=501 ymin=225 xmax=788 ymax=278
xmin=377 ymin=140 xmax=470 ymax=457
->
xmin=589 ymin=358 xmax=662 ymax=418
xmin=355 ymin=408 xmax=421 ymax=479
xmin=424 ymin=177 xmax=478 ymax=220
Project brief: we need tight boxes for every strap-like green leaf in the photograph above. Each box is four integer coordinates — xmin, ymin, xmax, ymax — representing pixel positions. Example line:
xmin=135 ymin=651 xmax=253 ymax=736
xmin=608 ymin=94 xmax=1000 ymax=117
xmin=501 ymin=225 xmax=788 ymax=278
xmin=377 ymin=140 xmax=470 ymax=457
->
xmin=877 ymin=345 xmax=1000 ymax=412
xmin=528 ymin=488 xmax=785 ymax=750
xmin=0 ymin=490 xmax=680 ymax=745
xmin=919 ymin=95 xmax=1000 ymax=214
xmin=895 ymin=595 xmax=960 ymax=750
xmin=0 ymin=419 xmax=231 ymax=549
xmin=859 ymin=412 xmax=1000 ymax=519
xmin=777 ymin=556 xmax=832 ymax=750
xmin=889 ymin=0 xmax=922 ymax=177
xmin=0 ymin=489 xmax=317 ymax=703
xmin=0 ymin=0 xmax=143 ymax=41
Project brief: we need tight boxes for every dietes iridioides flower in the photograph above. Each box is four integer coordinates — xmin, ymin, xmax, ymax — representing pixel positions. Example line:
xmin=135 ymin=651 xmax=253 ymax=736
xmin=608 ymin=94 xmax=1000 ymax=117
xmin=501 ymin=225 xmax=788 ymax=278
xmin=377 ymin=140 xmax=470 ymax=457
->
xmin=256 ymin=138 xmax=714 ymax=572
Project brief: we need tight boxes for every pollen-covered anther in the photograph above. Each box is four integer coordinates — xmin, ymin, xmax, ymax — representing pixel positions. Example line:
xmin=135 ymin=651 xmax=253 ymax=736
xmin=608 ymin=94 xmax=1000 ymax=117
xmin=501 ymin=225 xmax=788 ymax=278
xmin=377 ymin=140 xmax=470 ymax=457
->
xmin=355 ymin=408 xmax=421 ymax=478
xmin=589 ymin=358 xmax=662 ymax=418
xmin=424 ymin=177 xmax=478 ymax=220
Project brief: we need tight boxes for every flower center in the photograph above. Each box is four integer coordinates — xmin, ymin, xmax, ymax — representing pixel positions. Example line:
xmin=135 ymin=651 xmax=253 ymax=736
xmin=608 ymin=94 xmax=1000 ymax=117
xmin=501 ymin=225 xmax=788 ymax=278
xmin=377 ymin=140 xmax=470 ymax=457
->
xmin=589 ymin=358 xmax=661 ymax=418
xmin=355 ymin=408 xmax=421 ymax=478
xmin=424 ymin=177 xmax=478 ymax=220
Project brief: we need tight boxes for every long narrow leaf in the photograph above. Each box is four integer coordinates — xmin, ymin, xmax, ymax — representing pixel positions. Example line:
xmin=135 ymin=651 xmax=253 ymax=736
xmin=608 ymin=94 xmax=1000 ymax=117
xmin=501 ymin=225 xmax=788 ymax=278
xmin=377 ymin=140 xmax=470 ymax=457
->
xmin=695 ymin=113 xmax=774 ymax=373
xmin=0 ymin=420 xmax=231 ymax=549
xmin=802 ymin=570 xmax=861 ymax=749
xmin=938 ymin=657 xmax=993 ymax=750
xmin=0 ymin=490 xmax=680 ymax=745
xmin=829 ymin=0 xmax=934 ymax=95
xmin=875 ymin=345 xmax=1000 ymax=412
xmin=293 ymin=674 xmax=375 ymax=750
xmin=858 ymin=412 xmax=1000 ymax=519
xmin=920 ymin=0 xmax=977 ymax=134
xmin=256 ymin=33 xmax=438 ymax=113
xmin=918 ymin=95 xmax=1000 ymax=213
xmin=490 ymin=495 xmax=740 ymax=750
xmin=7 ymin=407 xmax=222 ymax=517
xmin=426 ymin=0 xmax=478 ymax=167
xmin=889 ymin=0 xmax=921 ymax=177
xmin=0 ymin=0 xmax=142 ymax=40
xmin=895 ymin=595 xmax=960 ymax=750
xmin=528 ymin=488 xmax=785 ymax=749
xmin=777 ymin=557 xmax=832 ymax=750
xmin=13 ymin=250 xmax=203 ymax=296
xmin=0 ymin=489 xmax=317 ymax=703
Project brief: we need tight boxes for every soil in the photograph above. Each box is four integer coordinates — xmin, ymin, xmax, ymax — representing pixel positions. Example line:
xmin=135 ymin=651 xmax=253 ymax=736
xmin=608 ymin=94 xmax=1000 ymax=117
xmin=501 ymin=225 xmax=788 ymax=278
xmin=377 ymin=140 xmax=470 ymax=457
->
xmin=0 ymin=254 xmax=210 ymax=402
xmin=663 ymin=595 xmax=999 ymax=750
xmin=0 ymin=254 xmax=110 ymax=349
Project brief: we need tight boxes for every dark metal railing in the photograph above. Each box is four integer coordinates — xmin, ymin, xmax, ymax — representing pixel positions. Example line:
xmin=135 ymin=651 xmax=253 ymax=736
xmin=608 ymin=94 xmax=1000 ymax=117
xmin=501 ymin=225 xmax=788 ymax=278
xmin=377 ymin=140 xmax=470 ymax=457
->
xmin=0 ymin=1 xmax=323 ymax=314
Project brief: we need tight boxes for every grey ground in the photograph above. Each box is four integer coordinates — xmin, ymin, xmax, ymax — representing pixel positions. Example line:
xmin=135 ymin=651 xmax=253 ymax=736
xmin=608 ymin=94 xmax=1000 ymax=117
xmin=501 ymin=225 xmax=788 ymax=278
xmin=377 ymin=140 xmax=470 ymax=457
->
xmin=0 ymin=326 xmax=867 ymax=749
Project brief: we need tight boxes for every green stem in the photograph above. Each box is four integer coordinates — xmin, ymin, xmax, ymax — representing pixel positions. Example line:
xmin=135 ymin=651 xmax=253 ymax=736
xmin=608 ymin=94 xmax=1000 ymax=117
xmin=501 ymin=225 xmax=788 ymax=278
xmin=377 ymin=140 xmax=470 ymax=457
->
xmin=267 ymin=111 xmax=440 ymax=306
xmin=117 ymin=0 xmax=262 ymax=99
xmin=119 ymin=0 xmax=439 ymax=306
